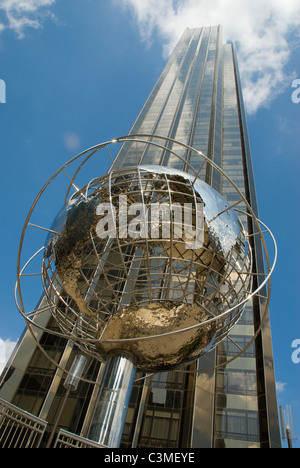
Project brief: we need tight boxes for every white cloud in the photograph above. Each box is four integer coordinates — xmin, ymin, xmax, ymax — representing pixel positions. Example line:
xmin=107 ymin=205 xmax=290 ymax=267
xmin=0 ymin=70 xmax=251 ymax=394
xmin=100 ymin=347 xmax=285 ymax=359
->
xmin=276 ymin=381 xmax=287 ymax=393
xmin=0 ymin=0 xmax=56 ymax=38
xmin=119 ymin=0 xmax=300 ymax=113
xmin=0 ymin=338 xmax=17 ymax=374
xmin=63 ymin=131 xmax=81 ymax=152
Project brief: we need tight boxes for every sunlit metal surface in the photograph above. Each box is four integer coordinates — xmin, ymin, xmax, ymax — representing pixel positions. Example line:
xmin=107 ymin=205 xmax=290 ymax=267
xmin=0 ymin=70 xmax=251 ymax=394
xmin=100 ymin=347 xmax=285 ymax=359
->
xmin=88 ymin=352 xmax=137 ymax=447
xmin=16 ymin=135 xmax=276 ymax=375
xmin=40 ymin=164 xmax=251 ymax=372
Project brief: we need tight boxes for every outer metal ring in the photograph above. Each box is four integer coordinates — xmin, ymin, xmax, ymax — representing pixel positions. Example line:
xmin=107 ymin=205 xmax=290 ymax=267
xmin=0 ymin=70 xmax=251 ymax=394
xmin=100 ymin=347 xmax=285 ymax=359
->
xmin=15 ymin=135 xmax=277 ymax=380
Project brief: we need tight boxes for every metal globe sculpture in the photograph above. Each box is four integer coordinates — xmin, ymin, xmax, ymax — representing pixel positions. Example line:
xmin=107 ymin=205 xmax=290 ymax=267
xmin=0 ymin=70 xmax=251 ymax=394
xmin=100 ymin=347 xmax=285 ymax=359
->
xmin=15 ymin=135 xmax=276 ymax=447
xmin=42 ymin=165 xmax=251 ymax=372
xmin=16 ymin=135 xmax=276 ymax=376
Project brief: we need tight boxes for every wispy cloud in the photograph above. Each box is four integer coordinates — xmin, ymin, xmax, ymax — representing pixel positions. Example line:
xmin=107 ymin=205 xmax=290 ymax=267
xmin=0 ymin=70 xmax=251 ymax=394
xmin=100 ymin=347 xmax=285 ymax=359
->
xmin=276 ymin=381 xmax=287 ymax=393
xmin=63 ymin=131 xmax=81 ymax=152
xmin=0 ymin=338 xmax=17 ymax=374
xmin=119 ymin=0 xmax=300 ymax=113
xmin=0 ymin=0 xmax=56 ymax=38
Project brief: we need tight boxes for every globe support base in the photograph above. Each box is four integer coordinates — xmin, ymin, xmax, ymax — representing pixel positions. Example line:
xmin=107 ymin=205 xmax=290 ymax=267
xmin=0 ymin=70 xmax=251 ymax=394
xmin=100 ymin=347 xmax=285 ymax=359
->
xmin=88 ymin=352 xmax=137 ymax=448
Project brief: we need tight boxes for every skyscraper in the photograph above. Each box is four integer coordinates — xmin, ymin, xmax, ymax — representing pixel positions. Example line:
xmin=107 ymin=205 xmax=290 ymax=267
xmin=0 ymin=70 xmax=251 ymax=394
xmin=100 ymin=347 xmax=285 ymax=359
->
xmin=0 ymin=25 xmax=281 ymax=448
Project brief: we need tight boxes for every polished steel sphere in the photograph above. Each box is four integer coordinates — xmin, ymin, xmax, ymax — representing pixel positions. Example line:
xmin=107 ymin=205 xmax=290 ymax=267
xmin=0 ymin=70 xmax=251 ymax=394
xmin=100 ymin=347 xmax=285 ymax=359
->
xmin=42 ymin=165 xmax=252 ymax=372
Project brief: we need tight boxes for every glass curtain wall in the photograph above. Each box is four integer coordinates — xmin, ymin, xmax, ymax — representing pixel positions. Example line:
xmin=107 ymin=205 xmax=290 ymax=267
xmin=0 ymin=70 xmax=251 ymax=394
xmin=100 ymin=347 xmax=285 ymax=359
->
xmin=113 ymin=26 xmax=280 ymax=449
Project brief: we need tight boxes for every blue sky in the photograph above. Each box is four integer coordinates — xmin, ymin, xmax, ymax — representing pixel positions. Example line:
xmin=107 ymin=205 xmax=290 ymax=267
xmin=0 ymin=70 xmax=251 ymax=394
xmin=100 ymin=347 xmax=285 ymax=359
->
xmin=0 ymin=0 xmax=299 ymax=447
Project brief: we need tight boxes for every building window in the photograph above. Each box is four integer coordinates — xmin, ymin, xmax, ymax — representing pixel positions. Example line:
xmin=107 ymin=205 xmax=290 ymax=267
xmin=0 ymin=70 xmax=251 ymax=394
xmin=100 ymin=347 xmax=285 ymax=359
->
xmin=215 ymin=409 xmax=260 ymax=442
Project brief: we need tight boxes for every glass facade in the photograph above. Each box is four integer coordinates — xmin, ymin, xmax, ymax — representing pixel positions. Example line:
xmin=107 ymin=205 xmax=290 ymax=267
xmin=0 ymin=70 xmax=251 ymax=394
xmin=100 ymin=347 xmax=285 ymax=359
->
xmin=0 ymin=26 xmax=281 ymax=448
